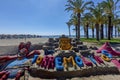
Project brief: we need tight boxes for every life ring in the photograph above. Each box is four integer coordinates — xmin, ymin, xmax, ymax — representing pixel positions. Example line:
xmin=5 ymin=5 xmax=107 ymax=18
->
xmin=101 ymin=55 xmax=110 ymax=62
xmin=36 ymin=56 xmax=43 ymax=65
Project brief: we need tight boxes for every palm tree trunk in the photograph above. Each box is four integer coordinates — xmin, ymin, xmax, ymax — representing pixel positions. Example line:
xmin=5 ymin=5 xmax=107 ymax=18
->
xmin=108 ymin=16 xmax=111 ymax=40
xmin=118 ymin=31 xmax=120 ymax=37
xmin=105 ymin=23 xmax=108 ymax=38
xmin=100 ymin=24 xmax=104 ymax=39
xmin=68 ymin=26 xmax=71 ymax=37
xmin=75 ymin=26 xmax=78 ymax=39
xmin=92 ymin=27 xmax=94 ymax=38
xmin=77 ymin=13 xmax=80 ymax=41
xmin=96 ymin=23 xmax=99 ymax=41
xmin=118 ymin=27 xmax=120 ymax=37
xmin=111 ymin=25 xmax=113 ymax=38
xmin=86 ymin=23 xmax=89 ymax=39
xmin=118 ymin=32 xmax=120 ymax=37
xmin=115 ymin=25 xmax=117 ymax=37
xmin=84 ymin=25 xmax=86 ymax=38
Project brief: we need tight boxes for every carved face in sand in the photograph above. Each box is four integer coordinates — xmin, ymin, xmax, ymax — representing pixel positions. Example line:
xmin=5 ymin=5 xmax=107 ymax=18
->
xmin=19 ymin=48 xmax=28 ymax=57
xmin=59 ymin=38 xmax=72 ymax=50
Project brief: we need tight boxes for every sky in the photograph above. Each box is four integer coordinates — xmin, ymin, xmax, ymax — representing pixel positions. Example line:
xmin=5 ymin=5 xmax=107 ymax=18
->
xmin=0 ymin=0 xmax=100 ymax=35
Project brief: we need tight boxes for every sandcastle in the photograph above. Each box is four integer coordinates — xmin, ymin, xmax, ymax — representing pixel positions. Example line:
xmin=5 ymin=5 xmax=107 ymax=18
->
xmin=28 ymin=35 xmax=120 ymax=79
xmin=1 ymin=36 xmax=120 ymax=80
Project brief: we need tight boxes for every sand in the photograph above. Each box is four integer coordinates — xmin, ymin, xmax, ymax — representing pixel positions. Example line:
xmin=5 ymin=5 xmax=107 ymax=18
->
xmin=0 ymin=38 xmax=48 ymax=55
xmin=26 ymin=75 xmax=120 ymax=80
xmin=1 ymin=38 xmax=120 ymax=80
xmin=0 ymin=38 xmax=48 ymax=46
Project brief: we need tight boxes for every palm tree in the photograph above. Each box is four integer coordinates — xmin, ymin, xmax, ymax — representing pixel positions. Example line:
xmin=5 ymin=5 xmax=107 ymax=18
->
xmin=81 ymin=17 xmax=87 ymax=38
xmin=113 ymin=16 xmax=120 ymax=37
xmin=66 ymin=21 xmax=72 ymax=37
xmin=88 ymin=16 xmax=96 ymax=39
xmin=100 ymin=15 xmax=106 ymax=39
xmin=103 ymin=15 xmax=108 ymax=38
xmin=91 ymin=23 xmax=95 ymax=38
xmin=69 ymin=15 xmax=79 ymax=38
xmin=65 ymin=0 xmax=93 ymax=41
xmin=118 ymin=26 xmax=120 ymax=37
xmin=90 ymin=3 xmax=105 ymax=41
xmin=82 ymin=13 xmax=93 ymax=39
xmin=101 ymin=0 xmax=120 ymax=40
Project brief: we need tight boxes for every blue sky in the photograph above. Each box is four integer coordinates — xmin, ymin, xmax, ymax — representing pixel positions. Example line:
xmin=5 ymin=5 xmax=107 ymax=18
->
xmin=0 ymin=0 xmax=100 ymax=35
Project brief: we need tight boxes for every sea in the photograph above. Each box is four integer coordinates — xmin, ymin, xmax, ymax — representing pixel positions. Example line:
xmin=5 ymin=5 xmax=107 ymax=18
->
xmin=41 ymin=35 xmax=117 ymax=38
xmin=41 ymin=35 xmax=100 ymax=38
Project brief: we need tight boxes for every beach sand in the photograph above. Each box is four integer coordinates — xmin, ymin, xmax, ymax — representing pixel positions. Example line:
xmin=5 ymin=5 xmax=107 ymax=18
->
xmin=0 ymin=38 xmax=48 ymax=46
xmin=0 ymin=38 xmax=120 ymax=80
xmin=0 ymin=38 xmax=48 ymax=55
xmin=28 ymin=75 xmax=120 ymax=80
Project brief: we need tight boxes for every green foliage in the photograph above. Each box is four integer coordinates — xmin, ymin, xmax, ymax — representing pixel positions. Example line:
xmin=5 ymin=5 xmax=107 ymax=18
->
xmin=80 ymin=38 xmax=120 ymax=45
xmin=65 ymin=0 xmax=120 ymax=41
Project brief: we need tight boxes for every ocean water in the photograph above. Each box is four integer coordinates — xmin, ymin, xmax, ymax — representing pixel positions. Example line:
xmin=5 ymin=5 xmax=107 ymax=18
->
xmin=41 ymin=35 xmax=117 ymax=38
xmin=41 ymin=35 xmax=83 ymax=38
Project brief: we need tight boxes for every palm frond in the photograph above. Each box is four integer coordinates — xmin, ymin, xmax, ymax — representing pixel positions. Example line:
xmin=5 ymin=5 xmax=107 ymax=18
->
xmin=115 ymin=0 xmax=120 ymax=5
xmin=65 ymin=6 xmax=74 ymax=12
xmin=115 ymin=10 xmax=120 ymax=14
xmin=67 ymin=0 xmax=76 ymax=7
xmin=81 ymin=1 xmax=94 ymax=10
